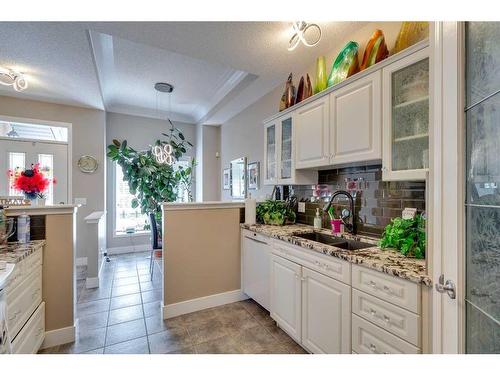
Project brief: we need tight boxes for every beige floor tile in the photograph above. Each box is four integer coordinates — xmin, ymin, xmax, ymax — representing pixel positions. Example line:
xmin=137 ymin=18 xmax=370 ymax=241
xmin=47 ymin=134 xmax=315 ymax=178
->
xmin=148 ymin=327 xmax=192 ymax=354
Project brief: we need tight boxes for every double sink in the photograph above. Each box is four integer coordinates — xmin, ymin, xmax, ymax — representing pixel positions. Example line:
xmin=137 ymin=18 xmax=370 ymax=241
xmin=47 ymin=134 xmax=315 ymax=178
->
xmin=294 ymin=232 xmax=373 ymax=251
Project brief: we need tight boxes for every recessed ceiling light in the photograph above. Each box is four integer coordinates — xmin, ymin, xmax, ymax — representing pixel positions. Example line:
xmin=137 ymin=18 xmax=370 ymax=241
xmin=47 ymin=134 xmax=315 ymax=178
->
xmin=288 ymin=21 xmax=322 ymax=51
xmin=154 ymin=82 xmax=174 ymax=93
xmin=0 ymin=66 xmax=28 ymax=91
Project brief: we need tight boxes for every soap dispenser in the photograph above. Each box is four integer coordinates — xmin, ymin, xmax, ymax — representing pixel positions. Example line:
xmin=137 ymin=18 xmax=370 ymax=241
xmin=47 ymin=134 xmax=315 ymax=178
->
xmin=314 ymin=208 xmax=322 ymax=229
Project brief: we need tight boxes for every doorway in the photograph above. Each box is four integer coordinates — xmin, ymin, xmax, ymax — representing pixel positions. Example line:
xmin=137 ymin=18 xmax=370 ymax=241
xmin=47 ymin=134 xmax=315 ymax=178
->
xmin=0 ymin=117 xmax=70 ymax=204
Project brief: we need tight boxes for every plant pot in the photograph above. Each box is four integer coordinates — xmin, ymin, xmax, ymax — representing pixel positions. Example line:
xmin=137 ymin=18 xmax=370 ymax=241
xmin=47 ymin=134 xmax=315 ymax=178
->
xmin=37 ymin=198 xmax=46 ymax=206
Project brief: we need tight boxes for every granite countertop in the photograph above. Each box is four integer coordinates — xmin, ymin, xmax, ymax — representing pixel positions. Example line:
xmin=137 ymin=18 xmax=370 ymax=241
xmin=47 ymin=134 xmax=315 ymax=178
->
xmin=0 ymin=240 xmax=45 ymax=264
xmin=241 ymin=223 xmax=431 ymax=286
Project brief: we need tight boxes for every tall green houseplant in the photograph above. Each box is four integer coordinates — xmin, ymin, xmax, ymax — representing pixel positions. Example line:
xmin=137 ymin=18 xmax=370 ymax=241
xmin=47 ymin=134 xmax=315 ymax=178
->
xmin=106 ymin=124 xmax=194 ymax=220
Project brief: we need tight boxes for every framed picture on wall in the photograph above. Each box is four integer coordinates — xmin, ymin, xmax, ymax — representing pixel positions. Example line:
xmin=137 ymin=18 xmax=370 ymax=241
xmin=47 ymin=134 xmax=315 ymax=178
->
xmin=247 ymin=162 xmax=260 ymax=190
xmin=223 ymin=168 xmax=231 ymax=190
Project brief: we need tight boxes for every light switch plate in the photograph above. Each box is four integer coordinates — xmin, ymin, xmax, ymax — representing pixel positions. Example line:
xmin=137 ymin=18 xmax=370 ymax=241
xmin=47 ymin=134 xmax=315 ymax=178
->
xmin=298 ymin=202 xmax=306 ymax=213
xmin=75 ymin=197 xmax=87 ymax=206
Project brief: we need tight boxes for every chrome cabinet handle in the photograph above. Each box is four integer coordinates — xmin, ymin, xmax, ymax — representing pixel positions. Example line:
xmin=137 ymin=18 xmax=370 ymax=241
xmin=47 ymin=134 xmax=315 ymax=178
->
xmin=369 ymin=343 xmax=377 ymax=353
xmin=435 ymin=274 xmax=457 ymax=299
xmin=383 ymin=315 xmax=390 ymax=324
xmin=369 ymin=308 xmax=376 ymax=316
xmin=369 ymin=280 xmax=376 ymax=288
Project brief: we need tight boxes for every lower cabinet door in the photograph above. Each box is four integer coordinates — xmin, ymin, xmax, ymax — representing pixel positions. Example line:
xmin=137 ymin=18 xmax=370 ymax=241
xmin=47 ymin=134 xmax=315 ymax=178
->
xmin=301 ymin=267 xmax=351 ymax=354
xmin=270 ymin=254 xmax=302 ymax=342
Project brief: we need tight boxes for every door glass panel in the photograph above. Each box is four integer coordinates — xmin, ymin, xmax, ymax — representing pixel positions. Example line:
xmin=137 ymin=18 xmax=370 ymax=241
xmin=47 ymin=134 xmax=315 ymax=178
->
xmin=465 ymin=22 xmax=500 ymax=353
xmin=266 ymin=125 xmax=276 ymax=181
xmin=8 ymin=152 xmax=25 ymax=196
xmin=281 ymin=117 xmax=292 ymax=180
xmin=38 ymin=153 xmax=54 ymax=205
xmin=391 ymin=58 xmax=429 ymax=171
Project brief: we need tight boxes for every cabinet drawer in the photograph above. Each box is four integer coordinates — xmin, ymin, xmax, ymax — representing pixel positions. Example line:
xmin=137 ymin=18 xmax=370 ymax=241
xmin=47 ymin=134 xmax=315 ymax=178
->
xmin=5 ymin=247 xmax=43 ymax=294
xmin=11 ymin=302 xmax=45 ymax=354
xmin=352 ymin=314 xmax=420 ymax=354
xmin=352 ymin=289 xmax=420 ymax=347
xmin=273 ymin=240 xmax=350 ymax=284
xmin=352 ymin=265 xmax=420 ymax=313
xmin=7 ymin=266 xmax=43 ymax=339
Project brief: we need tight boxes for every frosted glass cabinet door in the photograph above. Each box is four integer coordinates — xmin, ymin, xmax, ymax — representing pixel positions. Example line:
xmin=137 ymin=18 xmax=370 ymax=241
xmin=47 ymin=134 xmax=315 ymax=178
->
xmin=280 ymin=116 xmax=293 ymax=182
xmin=264 ymin=122 xmax=277 ymax=185
xmin=382 ymin=47 xmax=429 ymax=181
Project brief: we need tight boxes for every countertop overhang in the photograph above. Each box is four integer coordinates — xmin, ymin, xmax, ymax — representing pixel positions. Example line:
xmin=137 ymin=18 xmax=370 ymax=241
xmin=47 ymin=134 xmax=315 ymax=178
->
xmin=241 ymin=223 xmax=431 ymax=286
xmin=5 ymin=204 xmax=80 ymax=216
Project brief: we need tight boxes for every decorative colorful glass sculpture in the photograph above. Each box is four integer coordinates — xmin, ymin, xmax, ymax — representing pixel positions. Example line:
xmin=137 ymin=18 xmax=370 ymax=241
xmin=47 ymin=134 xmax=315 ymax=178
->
xmin=392 ymin=22 xmax=429 ymax=54
xmin=305 ymin=74 xmax=313 ymax=99
xmin=295 ymin=74 xmax=313 ymax=104
xmin=327 ymin=41 xmax=360 ymax=87
xmin=360 ymin=29 xmax=389 ymax=71
xmin=314 ymin=56 xmax=327 ymax=94
xmin=279 ymin=73 xmax=296 ymax=111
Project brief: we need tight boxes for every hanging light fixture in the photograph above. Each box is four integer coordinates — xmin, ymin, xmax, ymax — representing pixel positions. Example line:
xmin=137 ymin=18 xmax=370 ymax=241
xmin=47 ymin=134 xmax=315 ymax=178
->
xmin=152 ymin=82 xmax=175 ymax=166
xmin=0 ymin=67 xmax=28 ymax=92
xmin=288 ymin=21 xmax=322 ymax=51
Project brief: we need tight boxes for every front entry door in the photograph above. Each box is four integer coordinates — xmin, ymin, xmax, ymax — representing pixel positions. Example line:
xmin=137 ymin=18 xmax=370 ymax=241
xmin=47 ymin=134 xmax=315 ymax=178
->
xmin=0 ymin=138 xmax=68 ymax=204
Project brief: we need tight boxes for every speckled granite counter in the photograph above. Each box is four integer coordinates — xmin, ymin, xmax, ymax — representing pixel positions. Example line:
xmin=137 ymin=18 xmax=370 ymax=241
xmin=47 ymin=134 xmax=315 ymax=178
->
xmin=241 ymin=223 xmax=431 ymax=286
xmin=0 ymin=240 xmax=45 ymax=263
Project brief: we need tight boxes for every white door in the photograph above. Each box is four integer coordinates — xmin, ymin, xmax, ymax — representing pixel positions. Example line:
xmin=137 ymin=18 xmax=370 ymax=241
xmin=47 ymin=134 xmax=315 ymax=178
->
xmin=242 ymin=233 xmax=271 ymax=310
xmin=294 ymin=96 xmax=330 ymax=169
xmin=0 ymin=139 xmax=68 ymax=204
xmin=330 ymin=71 xmax=382 ymax=165
xmin=301 ymin=267 xmax=351 ymax=354
xmin=270 ymin=254 xmax=302 ymax=342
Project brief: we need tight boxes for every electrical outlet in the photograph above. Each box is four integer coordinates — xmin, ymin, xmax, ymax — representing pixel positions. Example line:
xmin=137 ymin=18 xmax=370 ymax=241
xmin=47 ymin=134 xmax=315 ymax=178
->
xmin=298 ymin=202 xmax=306 ymax=213
xmin=75 ymin=197 xmax=87 ymax=206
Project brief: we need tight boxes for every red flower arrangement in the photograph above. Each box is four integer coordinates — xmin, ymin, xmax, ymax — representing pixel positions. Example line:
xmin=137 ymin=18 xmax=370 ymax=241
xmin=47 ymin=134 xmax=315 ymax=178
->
xmin=8 ymin=164 xmax=55 ymax=200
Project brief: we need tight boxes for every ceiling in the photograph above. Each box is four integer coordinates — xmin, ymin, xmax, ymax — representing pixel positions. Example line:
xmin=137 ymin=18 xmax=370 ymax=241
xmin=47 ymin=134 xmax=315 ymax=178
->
xmin=0 ymin=22 xmax=365 ymax=124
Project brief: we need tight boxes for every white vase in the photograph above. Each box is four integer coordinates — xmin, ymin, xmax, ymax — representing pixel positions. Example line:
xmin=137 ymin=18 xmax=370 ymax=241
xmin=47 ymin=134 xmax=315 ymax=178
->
xmin=37 ymin=198 xmax=46 ymax=206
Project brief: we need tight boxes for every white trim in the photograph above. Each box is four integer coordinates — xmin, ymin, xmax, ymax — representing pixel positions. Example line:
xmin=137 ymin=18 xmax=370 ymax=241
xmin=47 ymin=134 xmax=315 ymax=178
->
xmin=75 ymin=257 xmax=88 ymax=267
xmin=86 ymin=276 xmax=99 ymax=289
xmin=162 ymin=201 xmax=245 ymax=211
xmin=162 ymin=289 xmax=247 ymax=319
xmin=5 ymin=204 xmax=79 ymax=216
xmin=107 ymin=243 xmax=150 ymax=255
xmin=41 ymin=325 xmax=75 ymax=349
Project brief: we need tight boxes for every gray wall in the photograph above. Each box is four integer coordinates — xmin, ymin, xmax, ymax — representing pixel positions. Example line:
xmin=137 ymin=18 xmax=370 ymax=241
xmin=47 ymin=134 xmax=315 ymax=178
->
xmin=220 ymin=88 xmax=279 ymax=201
xmin=105 ymin=112 xmax=196 ymax=249
xmin=0 ymin=95 xmax=106 ymax=260
xmin=195 ymin=124 xmax=221 ymax=201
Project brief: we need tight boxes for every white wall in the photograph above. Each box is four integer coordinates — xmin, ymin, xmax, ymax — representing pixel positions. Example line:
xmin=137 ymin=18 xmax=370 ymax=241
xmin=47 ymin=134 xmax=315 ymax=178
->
xmin=220 ymin=22 xmax=403 ymax=200
xmin=0 ymin=95 xmax=106 ymax=259
xmin=105 ymin=111 xmax=196 ymax=249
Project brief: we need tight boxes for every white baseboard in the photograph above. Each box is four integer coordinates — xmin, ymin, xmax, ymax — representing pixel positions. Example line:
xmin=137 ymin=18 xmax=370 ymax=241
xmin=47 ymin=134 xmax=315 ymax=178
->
xmin=162 ymin=289 xmax=247 ymax=319
xmin=41 ymin=325 xmax=76 ymax=349
xmin=75 ymin=257 xmax=88 ymax=266
xmin=86 ymin=276 xmax=99 ymax=289
xmin=107 ymin=244 xmax=151 ymax=255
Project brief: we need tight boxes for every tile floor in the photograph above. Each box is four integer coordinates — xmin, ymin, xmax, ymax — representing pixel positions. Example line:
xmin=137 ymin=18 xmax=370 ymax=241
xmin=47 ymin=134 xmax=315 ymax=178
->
xmin=39 ymin=251 xmax=306 ymax=354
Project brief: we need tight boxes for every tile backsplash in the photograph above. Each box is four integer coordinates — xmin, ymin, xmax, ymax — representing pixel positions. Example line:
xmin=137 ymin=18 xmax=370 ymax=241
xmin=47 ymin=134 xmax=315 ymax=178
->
xmin=292 ymin=164 xmax=426 ymax=237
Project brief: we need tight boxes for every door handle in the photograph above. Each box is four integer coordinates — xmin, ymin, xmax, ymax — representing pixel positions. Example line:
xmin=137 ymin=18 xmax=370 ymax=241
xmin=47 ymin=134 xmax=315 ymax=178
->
xmin=435 ymin=274 xmax=456 ymax=299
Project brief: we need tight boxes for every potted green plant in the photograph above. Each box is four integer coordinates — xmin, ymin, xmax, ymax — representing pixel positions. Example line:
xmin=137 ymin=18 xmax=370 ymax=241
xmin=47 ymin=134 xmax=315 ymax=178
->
xmin=379 ymin=214 xmax=426 ymax=259
xmin=256 ymin=200 xmax=296 ymax=226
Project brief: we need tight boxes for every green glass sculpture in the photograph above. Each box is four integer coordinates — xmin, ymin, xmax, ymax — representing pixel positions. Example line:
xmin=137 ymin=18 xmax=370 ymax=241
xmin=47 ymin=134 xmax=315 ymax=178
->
xmin=314 ymin=56 xmax=327 ymax=94
xmin=327 ymin=41 xmax=360 ymax=87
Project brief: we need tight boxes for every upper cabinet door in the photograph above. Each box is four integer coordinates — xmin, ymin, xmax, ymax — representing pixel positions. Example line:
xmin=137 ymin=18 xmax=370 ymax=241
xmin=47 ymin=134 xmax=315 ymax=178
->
xmin=294 ymin=96 xmax=330 ymax=169
xmin=263 ymin=121 xmax=278 ymax=185
xmin=330 ymin=71 xmax=382 ymax=165
xmin=278 ymin=115 xmax=294 ymax=184
xmin=382 ymin=47 xmax=430 ymax=181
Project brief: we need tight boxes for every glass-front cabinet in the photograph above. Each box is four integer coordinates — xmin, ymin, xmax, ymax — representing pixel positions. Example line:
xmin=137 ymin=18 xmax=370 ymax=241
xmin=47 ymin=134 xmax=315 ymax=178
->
xmin=264 ymin=121 xmax=277 ymax=185
xmin=263 ymin=114 xmax=316 ymax=186
xmin=382 ymin=47 xmax=430 ymax=181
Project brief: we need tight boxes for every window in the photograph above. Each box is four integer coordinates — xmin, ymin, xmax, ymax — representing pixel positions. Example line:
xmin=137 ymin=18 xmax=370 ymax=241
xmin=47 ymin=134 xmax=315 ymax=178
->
xmin=0 ymin=120 xmax=68 ymax=142
xmin=175 ymin=159 xmax=192 ymax=203
xmin=8 ymin=152 xmax=25 ymax=196
xmin=38 ymin=154 xmax=54 ymax=205
xmin=114 ymin=164 xmax=148 ymax=236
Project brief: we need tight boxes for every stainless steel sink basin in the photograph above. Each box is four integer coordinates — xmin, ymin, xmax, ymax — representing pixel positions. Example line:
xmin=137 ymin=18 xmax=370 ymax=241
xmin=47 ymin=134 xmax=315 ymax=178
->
xmin=294 ymin=232 xmax=373 ymax=251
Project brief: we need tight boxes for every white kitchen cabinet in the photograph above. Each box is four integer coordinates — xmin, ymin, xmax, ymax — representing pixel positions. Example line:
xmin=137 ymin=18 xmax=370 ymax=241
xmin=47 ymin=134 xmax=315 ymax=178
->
xmin=263 ymin=114 xmax=316 ymax=185
xmin=330 ymin=71 xmax=382 ymax=165
xmin=270 ymin=254 xmax=302 ymax=342
xmin=241 ymin=230 xmax=271 ymax=310
xmin=382 ymin=47 xmax=430 ymax=181
xmin=263 ymin=120 xmax=278 ymax=185
xmin=294 ymin=96 xmax=330 ymax=169
xmin=301 ymin=267 xmax=351 ymax=354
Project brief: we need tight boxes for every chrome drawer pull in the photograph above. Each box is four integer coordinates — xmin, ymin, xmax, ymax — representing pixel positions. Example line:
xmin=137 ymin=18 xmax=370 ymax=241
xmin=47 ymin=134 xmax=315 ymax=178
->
xmin=369 ymin=281 xmax=377 ymax=288
xmin=369 ymin=343 xmax=377 ymax=353
xmin=383 ymin=315 xmax=390 ymax=324
xmin=369 ymin=308 xmax=376 ymax=316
